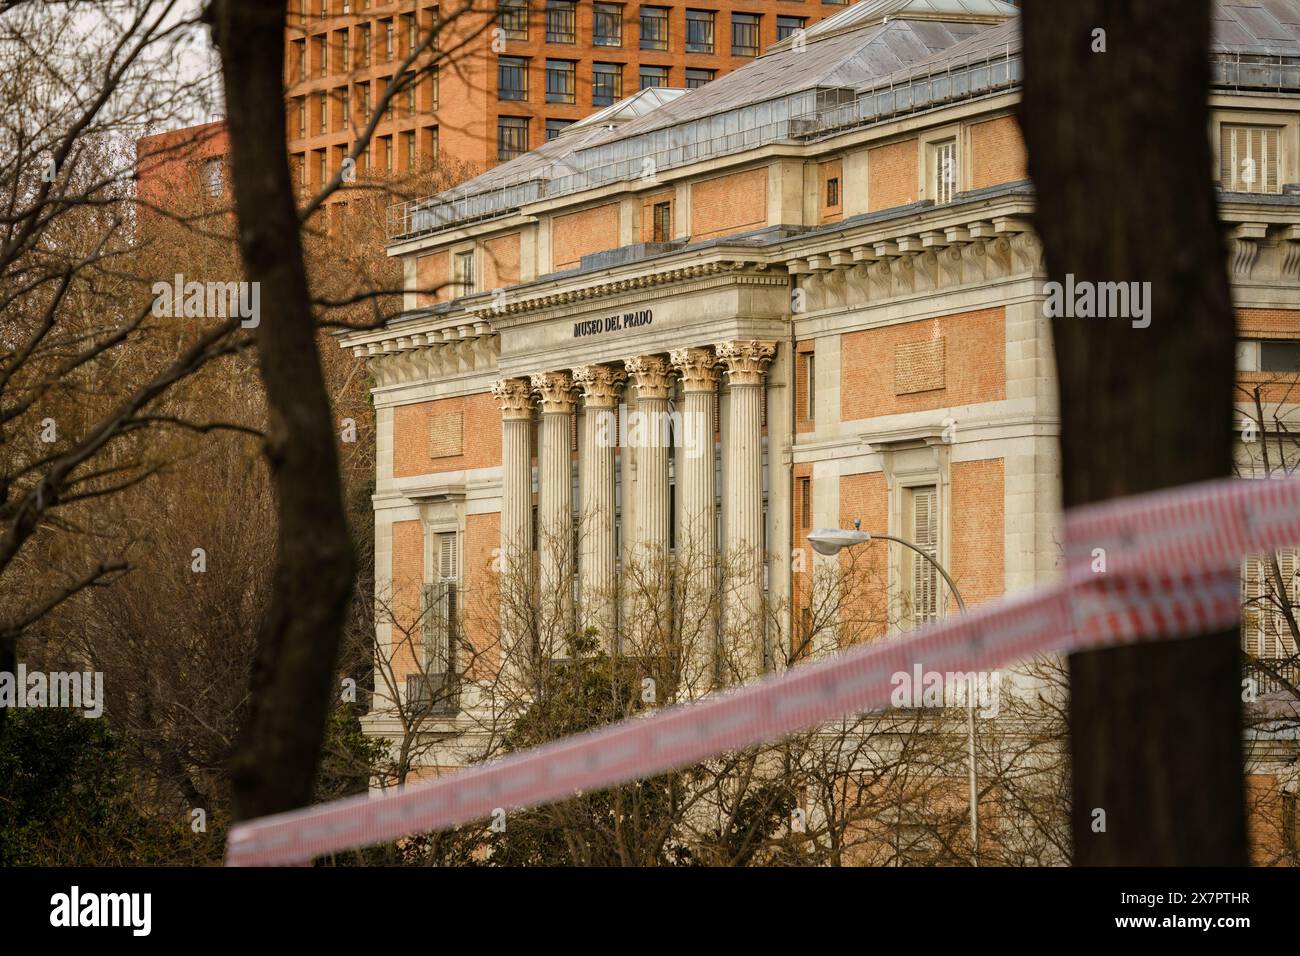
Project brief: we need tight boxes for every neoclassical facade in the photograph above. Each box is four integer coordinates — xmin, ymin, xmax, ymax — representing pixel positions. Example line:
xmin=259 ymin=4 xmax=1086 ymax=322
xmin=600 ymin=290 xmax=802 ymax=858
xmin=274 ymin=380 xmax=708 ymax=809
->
xmin=342 ymin=0 xmax=1300 ymax=859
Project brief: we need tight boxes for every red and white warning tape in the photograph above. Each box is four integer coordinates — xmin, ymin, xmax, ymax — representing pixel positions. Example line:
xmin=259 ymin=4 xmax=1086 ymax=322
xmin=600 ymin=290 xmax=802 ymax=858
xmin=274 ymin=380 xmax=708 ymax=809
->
xmin=225 ymin=476 xmax=1300 ymax=866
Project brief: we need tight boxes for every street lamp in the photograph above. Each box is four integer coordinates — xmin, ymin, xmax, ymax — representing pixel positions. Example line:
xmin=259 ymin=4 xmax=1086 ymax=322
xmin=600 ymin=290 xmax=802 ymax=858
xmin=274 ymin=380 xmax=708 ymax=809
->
xmin=806 ymin=523 xmax=979 ymax=865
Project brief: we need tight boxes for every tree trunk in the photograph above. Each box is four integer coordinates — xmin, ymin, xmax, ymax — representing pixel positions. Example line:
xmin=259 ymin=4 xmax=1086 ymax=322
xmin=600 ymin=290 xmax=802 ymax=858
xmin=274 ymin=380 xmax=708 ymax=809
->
xmin=207 ymin=0 xmax=356 ymax=821
xmin=1020 ymin=0 xmax=1247 ymax=864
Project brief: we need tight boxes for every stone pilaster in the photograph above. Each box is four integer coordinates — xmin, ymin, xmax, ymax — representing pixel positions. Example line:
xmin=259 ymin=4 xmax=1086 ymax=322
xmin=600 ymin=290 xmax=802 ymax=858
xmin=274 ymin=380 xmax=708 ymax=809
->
xmin=714 ymin=340 xmax=776 ymax=677
xmin=572 ymin=363 xmax=625 ymax=649
xmin=623 ymin=355 xmax=673 ymax=560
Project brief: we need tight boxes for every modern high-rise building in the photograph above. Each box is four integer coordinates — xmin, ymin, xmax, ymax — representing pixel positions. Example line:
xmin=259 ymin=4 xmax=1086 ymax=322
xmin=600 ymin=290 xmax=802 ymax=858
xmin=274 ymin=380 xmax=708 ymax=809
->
xmin=284 ymin=0 xmax=855 ymax=193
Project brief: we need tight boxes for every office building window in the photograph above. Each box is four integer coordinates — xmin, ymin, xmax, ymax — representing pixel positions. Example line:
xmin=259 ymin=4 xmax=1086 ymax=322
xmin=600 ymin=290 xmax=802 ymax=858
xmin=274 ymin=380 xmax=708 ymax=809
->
xmin=686 ymin=9 xmax=714 ymax=53
xmin=777 ymin=15 xmax=804 ymax=41
xmin=499 ymin=0 xmax=528 ymax=41
xmin=498 ymin=55 xmax=528 ymax=100
xmin=546 ymin=1 xmax=576 ymax=43
xmin=404 ymin=131 xmax=416 ymax=169
xmin=1221 ymin=124 xmax=1281 ymax=194
xmin=359 ymin=23 xmax=371 ymax=66
xmin=340 ymin=28 xmax=350 ymax=70
xmin=546 ymin=59 xmax=576 ymax=103
xmin=296 ymin=96 xmax=306 ymax=136
xmin=684 ymin=67 xmax=714 ymax=88
xmin=318 ymin=91 xmax=327 ymax=134
xmin=640 ymin=64 xmax=669 ymax=89
xmin=731 ymin=12 xmax=759 ymax=56
xmin=317 ymin=35 xmax=327 ymax=76
xmin=498 ymin=116 xmax=529 ymax=160
xmin=403 ymin=13 xmax=416 ymax=55
xmin=593 ymin=3 xmax=622 ymax=46
xmin=384 ymin=19 xmax=394 ymax=60
xmin=546 ymin=118 xmax=575 ymax=140
xmin=640 ymin=6 xmax=668 ymax=51
xmin=294 ymin=39 xmax=306 ymax=80
xmin=592 ymin=61 xmax=622 ymax=105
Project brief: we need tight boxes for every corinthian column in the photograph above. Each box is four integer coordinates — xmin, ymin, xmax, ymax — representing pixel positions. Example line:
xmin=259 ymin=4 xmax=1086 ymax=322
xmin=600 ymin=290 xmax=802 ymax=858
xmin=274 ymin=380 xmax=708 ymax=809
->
xmin=715 ymin=340 xmax=776 ymax=678
xmin=531 ymin=370 xmax=576 ymax=658
xmin=492 ymin=377 xmax=534 ymax=683
xmin=670 ymin=347 xmax=719 ymax=695
xmin=571 ymin=363 xmax=624 ymax=649
xmin=623 ymin=355 xmax=673 ymax=560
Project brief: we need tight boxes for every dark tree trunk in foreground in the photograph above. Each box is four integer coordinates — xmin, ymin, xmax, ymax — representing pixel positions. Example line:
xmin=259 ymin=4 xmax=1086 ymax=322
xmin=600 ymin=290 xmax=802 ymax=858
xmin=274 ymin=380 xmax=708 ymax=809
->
xmin=1020 ymin=1 xmax=1246 ymax=864
xmin=208 ymin=0 xmax=356 ymax=821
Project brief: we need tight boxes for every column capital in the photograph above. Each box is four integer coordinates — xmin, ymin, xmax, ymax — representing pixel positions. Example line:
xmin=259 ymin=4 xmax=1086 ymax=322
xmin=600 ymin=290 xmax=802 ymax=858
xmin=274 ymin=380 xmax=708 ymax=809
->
xmin=669 ymin=347 xmax=719 ymax=393
xmin=492 ymin=377 xmax=534 ymax=421
xmin=571 ymin=364 xmax=627 ymax=409
xmin=714 ymin=340 xmax=776 ymax=387
xmin=530 ymin=370 xmax=577 ymax=414
xmin=624 ymin=354 xmax=673 ymax=401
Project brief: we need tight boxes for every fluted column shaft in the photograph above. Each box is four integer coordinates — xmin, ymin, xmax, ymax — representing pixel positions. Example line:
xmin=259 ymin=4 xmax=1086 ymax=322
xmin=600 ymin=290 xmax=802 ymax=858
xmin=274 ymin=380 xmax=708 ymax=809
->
xmin=624 ymin=356 xmax=673 ymax=561
xmin=572 ymin=364 xmax=624 ymax=648
xmin=715 ymin=341 xmax=776 ymax=676
xmin=532 ymin=371 xmax=576 ymax=657
xmin=492 ymin=378 xmax=534 ymax=680
xmin=671 ymin=347 xmax=719 ymax=695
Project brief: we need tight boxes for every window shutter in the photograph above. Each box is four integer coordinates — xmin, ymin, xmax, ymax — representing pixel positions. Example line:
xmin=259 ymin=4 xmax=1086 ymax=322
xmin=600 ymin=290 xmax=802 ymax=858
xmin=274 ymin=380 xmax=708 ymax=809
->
xmin=934 ymin=140 xmax=957 ymax=204
xmin=1222 ymin=125 xmax=1280 ymax=194
xmin=1242 ymin=555 xmax=1264 ymax=657
xmin=911 ymin=487 xmax=938 ymax=626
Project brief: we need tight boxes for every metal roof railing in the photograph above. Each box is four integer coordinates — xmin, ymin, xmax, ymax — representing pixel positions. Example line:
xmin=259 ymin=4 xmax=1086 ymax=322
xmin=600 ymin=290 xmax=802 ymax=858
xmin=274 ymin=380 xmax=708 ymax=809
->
xmin=387 ymin=46 xmax=1298 ymax=244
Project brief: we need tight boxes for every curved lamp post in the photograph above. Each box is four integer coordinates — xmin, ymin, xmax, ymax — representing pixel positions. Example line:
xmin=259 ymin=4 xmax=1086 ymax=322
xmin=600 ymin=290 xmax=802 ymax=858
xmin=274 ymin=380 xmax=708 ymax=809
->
xmin=806 ymin=525 xmax=979 ymax=865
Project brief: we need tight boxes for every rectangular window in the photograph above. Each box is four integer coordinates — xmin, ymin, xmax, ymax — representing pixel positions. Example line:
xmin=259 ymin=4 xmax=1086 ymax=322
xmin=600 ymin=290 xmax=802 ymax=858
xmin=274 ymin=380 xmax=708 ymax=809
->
xmin=799 ymin=477 xmax=811 ymax=529
xmin=359 ymin=23 xmax=371 ymax=66
xmin=592 ymin=61 xmax=622 ymax=106
xmin=340 ymin=28 xmax=350 ymax=70
xmin=932 ymin=138 xmax=957 ymax=204
xmin=593 ymin=3 xmax=622 ymax=46
xmin=777 ymin=15 xmax=804 ymax=41
xmin=318 ymin=91 xmax=327 ymax=133
xmin=404 ymin=131 xmax=416 ymax=169
xmin=455 ymin=250 xmax=476 ymax=295
xmin=201 ymin=158 xmax=223 ymax=197
xmin=498 ymin=55 xmax=528 ymax=101
xmin=340 ymin=88 xmax=350 ymax=127
xmin=546 ymin=59 xmax=576 ymax=104
xmin=294 ymin=40 xmax=306 ymax=80
xmin=498 ymin=116 xmax=529 ymax=161
xmin=640 ymin=6 xmax=668 ymax=51
xmin=1261 ymin=340 xmax=1300 ymax=373
xmin=359 ymin=82 xmax=370 ymax=120
xmin=907 ymin=486 xmax=939 ymax=628
xmin=684 ymin=67 xmax=714 ymax=89
xmin=1242 ymin=551 xmax=1300 ymax=659
xmin=384 ymin=19 xmax=394 ymax=60
xmin=652 ymin=200 xmax=672 ymax=242
xmin=403 ymin=13 xmax=416 ymax=55
xmin=499 ymin=0 xmax=528 ymax=40
xmin=1221 ymin=124 xmax=1281 ymax=194
xmin=425 ymin=125 xmax=439 ymax=163
xmin=546 ymin=118 xmax=574 ymax=140
xmin=805 ymin=352 xmax=816 ymax=420
xmin=415 ymin=531 xmax=459 ymax=713
xmin=382 ymin=135 xmax=393 ymax=171
xmin=640 ymin=64 xmax=669 ymax=90
xmin=730 ymin=12 xmax=759 ymax=56
xmin=317 ymin=150 xmax=327 ymax=188
xmin=546 ymin=1 xmax=576 ymax=43
xmin=686 ymin=9 xmax=715 ymax=54
xmin=317 ymin=35 xmax=328 ymax=76
xmin=826 ymin=176 xmax=839 ymax=208
xmin=296 ymin=96 xmax=306 ymax=136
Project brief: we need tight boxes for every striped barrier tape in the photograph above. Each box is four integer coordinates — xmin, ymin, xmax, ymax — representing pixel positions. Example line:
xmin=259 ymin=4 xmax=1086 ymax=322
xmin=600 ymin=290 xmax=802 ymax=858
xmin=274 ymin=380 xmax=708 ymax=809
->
xmin=225 ymin=476 xmax=1300 ymax=866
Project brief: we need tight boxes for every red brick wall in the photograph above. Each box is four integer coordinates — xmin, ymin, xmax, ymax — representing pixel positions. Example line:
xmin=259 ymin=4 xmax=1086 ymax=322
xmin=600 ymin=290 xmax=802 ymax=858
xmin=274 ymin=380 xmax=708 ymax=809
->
xmin=391 ymin=518 xmax=424 ymax=682
xmin=690 ymin=167 xmax=768 ymax=241
xmin=393 ymin=392 xmax=502 ymax=478
xmin=482 ymin=231 xmax=521 ymax=290
xmin=841 ymin=308 xmax=1006 ymax=421
xmin=639 ymin=189 xmax=675 ymax=243
xmin=553 ymin=202 xmax=620 ymax=270
xmin=968 ymin=115 xmax=1027 ymax=190
xmin=950 ymin=458 xmax=1004 ymax=608
xmin=415 ymin=250 xmax=448 ymax=306
xmin=868 ymin=138 xmax=918 ymax=212
xmin=838 ymin=471 xmax=890 ymax=643
xmin=1237 ymin=308 xmax=1300 ymax=404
